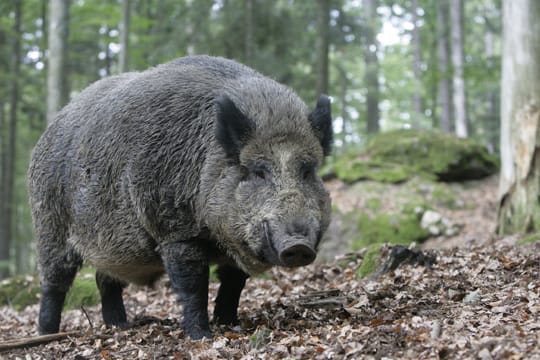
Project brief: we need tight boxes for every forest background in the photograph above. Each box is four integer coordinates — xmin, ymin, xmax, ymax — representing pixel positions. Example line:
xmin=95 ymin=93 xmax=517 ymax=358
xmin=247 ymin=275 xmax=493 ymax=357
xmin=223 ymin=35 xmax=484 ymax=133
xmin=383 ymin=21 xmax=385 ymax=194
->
xmin=0 ymin=0 xmax=503 ymax=277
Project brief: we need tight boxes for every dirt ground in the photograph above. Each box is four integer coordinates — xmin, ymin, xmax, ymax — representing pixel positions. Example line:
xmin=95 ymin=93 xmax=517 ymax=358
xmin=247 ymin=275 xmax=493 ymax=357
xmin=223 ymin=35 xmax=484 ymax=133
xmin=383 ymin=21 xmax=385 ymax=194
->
xmin=1 ymin=176 xmax=539 ymax=359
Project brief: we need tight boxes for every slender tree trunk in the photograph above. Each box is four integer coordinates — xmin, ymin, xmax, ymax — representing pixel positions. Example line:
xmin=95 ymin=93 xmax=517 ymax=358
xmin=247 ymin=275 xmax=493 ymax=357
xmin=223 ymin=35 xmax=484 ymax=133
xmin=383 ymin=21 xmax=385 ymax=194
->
xmin=119 ymin=0 xmax=131 ymax=73
xmin=0 ymin=1 xmax=22 ymax=278
xmin=244 ymin=0 xmax=255 ymax=65
xmin=363 ymin=0 xmax=380 ymax=133
xmin=47 ymin=0 xmax=70 ymax=124
xmin=437 ymin=0 xmax=452 ymax=133
xmin=336 ymin=64 xmax=348 ymax=152
xmin=497 ymin=0 xmax=540 ymax=234
xmin=450 ymin=0 xmax=467 ymax=138
xmin=411 ymin=0 xmax=422 ymax=128
xmin=484 ymin=27 xmax=498 ymax=152
xmin=315 ymin=0 xmax=330 ymax=97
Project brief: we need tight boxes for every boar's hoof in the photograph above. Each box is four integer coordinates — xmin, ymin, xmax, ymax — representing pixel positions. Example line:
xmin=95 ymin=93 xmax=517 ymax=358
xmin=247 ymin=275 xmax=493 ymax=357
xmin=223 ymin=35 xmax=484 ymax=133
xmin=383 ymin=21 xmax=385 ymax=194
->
xmin=279 ymin=244 xmax=316 ymax=267
xmin=187 ymin=327 xmax=213 ymax=340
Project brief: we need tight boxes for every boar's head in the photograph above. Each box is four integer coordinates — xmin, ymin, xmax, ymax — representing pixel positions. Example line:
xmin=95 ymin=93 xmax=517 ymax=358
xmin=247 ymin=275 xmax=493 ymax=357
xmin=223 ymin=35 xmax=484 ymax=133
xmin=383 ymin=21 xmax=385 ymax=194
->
xmin=203 ymin=81 xmax=333 ymax=275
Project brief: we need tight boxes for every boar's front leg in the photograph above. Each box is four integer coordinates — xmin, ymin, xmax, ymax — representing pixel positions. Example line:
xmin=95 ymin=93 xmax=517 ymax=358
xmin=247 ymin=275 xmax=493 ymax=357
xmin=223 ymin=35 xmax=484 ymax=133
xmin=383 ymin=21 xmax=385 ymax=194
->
xmin=214 ymin=265 xmax=249 ymax=326
xmin=160 ymin=240 xmax=211 ymax=340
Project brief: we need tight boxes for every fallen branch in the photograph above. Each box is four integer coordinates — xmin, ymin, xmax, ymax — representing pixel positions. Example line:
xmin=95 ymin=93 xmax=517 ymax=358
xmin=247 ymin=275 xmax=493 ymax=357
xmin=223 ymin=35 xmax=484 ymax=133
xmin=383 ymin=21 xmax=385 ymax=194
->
xmin=0 ymin=331 xmax=79 ymax=352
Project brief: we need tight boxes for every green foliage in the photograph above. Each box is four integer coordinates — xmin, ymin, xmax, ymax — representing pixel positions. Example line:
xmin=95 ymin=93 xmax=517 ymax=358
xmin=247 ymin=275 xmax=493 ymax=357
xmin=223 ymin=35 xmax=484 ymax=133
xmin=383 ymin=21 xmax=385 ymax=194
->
xmin=518 ymin=234 xmax=540 ymax=245
xmin=64 ymin=268 xmax=100 ymax=310
xmin=353 ymin=211 xmax=430 ymax=251
xmin=356 ymin=244 xmax=382 ymax=279
xmin=334 ymin=130 xmax=498 ymax=184
xmin=0 ymin=275 xmax=40 ymax=311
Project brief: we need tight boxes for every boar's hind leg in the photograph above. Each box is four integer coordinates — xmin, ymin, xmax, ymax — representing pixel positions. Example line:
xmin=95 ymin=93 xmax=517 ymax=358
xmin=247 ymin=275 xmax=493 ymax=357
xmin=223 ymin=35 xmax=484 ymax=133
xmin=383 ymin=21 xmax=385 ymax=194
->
xmin=214 ymin=265 xmax=249 ymax=326
xmin=96 ymin=271 xmax=128 ymax=328
xmin=160 ymin=240 xmax=211 ymax=340
xmin=38 ymin=248 xmax=82 ymax=335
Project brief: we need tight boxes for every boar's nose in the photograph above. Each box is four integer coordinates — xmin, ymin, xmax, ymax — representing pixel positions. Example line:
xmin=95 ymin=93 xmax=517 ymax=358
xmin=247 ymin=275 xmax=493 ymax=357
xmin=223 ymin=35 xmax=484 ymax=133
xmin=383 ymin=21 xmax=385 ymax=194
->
xmin=279 ymin=243 xmax=316 ymax=267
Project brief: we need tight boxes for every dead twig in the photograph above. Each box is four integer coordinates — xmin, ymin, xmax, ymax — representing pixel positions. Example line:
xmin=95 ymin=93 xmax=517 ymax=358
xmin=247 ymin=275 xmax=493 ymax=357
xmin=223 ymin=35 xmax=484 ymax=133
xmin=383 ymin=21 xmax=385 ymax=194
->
xmin=80 ymin=305 xmax=94 ymax=331
xmin=0 ymin=331 xmax=79 ymax=352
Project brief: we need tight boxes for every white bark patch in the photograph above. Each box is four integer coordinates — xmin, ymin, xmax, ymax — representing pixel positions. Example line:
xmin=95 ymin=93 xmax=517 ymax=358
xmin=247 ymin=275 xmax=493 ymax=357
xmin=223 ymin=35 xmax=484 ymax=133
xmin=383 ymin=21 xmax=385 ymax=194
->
xmin=515 ymin=104 xmax=540 ymax=180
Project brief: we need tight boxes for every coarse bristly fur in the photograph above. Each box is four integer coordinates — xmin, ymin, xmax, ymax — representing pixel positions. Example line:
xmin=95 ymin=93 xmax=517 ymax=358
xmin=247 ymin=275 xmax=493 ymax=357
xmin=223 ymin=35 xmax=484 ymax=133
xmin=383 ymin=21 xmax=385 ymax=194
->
xmin=28 ymin=55 xmax=333 ymax=340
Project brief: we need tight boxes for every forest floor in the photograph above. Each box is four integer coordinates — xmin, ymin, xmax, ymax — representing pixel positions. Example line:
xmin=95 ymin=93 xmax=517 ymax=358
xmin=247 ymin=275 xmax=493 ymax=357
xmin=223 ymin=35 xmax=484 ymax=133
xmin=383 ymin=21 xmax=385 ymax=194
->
xmin=2 ymin=176 xmax=540 ymax=359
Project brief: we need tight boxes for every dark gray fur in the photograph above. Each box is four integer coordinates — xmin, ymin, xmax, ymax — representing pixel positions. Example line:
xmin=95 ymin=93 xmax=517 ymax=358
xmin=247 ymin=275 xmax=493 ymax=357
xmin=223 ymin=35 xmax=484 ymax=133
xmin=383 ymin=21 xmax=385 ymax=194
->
xmin=28 ymin=55 xmax=332 ymax=339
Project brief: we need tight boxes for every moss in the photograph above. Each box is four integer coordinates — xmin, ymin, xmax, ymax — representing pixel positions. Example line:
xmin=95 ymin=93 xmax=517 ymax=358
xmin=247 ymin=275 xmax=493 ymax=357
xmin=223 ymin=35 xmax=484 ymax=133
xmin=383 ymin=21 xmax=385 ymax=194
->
xmin=431 ymin=186 xmax=458 ymax=209
xmin=0 ymin=275 xmax=40 ymax=310
xmin=334 ymin=156 xmax=411 ymax=184
xmin=356 ymin=244 xmax=382 ymax=279
xmin=365 ymin=197 xmax=382 ymax=212
xmin=352 ymin=211 xmax=430 ymax=251
xmin=64 ymin=268 xmax=100 ymax=310
xmin=334 ymin=130 xmax=498 ymax=184
xmin=518 ymin=233 xmax=540 ymax=245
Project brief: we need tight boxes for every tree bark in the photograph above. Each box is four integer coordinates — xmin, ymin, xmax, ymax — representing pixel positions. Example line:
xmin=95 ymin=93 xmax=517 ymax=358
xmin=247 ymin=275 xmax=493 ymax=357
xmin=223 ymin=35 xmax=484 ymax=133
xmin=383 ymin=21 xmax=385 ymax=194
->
xmin=315 ymin=0 xmax=330 ymax=97
xmin=0 ymin=1 xmax=22 ymax=278
xmin=119 ymin=0 xmax=131 ymax=73
xmin=411 ymin=0 xmax=422 ymax=128
xmin=450 ymin=0 xmax=467 ymax=138
xmin=497 ymin=0 xmax=540 ymax=235
xmin=244 ymin=0 xmax=255 ymax=65
xmin=437 ymin=0 xmax=452 ymax=133
xmin=47 ymin=0 xmax=70 ymax=124
xmin=362 ymin=0 xmax=380 ymax=133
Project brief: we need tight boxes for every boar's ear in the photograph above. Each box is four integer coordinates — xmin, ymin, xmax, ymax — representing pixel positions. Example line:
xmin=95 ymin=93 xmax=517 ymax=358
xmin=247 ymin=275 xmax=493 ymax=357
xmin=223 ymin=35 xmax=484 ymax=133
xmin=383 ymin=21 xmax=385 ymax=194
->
xmin=215 ymin=95 xmax=256 ymax=159
xmin=308 ymin=95 xmax=333 ymax=156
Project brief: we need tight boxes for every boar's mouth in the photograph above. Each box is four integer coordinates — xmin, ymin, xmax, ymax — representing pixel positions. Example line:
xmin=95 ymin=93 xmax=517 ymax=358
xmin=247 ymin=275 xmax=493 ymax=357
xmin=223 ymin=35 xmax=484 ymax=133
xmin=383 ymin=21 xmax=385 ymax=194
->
xmin=260 ymin=220 xmax=317 ymax=268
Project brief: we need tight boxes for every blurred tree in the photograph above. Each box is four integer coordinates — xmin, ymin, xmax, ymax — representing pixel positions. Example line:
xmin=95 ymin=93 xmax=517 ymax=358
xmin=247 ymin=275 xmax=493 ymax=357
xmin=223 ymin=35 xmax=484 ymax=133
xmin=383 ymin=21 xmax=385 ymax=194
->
xmin=410 ymin=0 xmax=422 ymax=128
xmin=437 ymin=0 xmax=452 ymax=133
xmin=0 ymin=1 xmax=22 ymax=278
xmin=46 ymin=0 xmax=69 ymax=124
xmin=497 ymin=0 xmax=540 ymax=235
xmin=450 ymin=0 xmax=467 ymax=137
xmin=362 ymin=0 xmax=380 ymax=133
xmin=316 ymin=0 xmax=330 ymax=97
xmin=119 ymin=0 xmax=130 ymax=72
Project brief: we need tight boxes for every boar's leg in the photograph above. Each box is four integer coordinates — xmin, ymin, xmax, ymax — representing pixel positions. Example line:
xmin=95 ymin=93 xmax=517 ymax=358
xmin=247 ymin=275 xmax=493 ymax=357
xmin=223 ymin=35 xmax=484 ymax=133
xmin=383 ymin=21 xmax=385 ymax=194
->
xmin=96 ymin=271 xmax=129 ymax=328
xmin=213 ymin=265 xmax=249 ymax=326
xmin=160 ymin=240 xmax=211 ymax=340
xmin=38 ymin=248 xmax=82 ymax=334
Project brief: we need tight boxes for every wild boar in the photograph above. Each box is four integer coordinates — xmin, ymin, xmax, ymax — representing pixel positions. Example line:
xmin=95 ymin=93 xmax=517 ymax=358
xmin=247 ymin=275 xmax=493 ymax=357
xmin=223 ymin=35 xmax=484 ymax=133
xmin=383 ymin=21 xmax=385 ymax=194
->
xmin=28 ymin=55 xmax=333 ymax=339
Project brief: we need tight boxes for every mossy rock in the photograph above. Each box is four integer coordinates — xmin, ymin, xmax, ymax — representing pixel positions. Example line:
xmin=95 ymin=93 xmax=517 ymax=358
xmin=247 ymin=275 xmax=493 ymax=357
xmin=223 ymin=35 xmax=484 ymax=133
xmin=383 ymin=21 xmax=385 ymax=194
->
xmin=335 ymin=130 xmax=498 ymax=183
xmin=64 ymin=268 xmax=100 ymax=310
xmin=352 ymin=211 xmax=430 ymax=251
xmin=356 ymin=244 xmax=382 ymax=279
xmin=0 ymin=275 xmax=40 ymax=311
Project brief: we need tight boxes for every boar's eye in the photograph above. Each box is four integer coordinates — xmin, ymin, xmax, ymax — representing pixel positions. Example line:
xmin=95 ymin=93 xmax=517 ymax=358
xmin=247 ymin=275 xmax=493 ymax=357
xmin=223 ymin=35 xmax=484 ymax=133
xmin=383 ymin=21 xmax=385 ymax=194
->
xmin=254 ymin=169 xmax=267 ymax=180
xmin=300 ymin=163 xmax=317 ymax=181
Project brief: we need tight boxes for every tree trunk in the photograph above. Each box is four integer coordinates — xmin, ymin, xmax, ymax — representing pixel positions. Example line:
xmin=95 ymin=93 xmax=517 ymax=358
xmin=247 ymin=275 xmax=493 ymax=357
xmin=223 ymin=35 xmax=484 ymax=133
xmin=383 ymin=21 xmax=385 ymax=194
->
xmin=450 ymin=0 xmax=467 ymax=138
xmin=244 ymin=0 xmax=255 ymax=65
xmin=0 ymin=1 xmax=22 ymax=278
xmin=315 ymin=0 xmax=330 ymax=97
xmin=363 ymin=0 xmax=380 ymax=133
xmin=411 ymin=0 xmax=422 ymax=128
xmin=47 ymin=0 xmax=70 ymax=124
xmin=437 ymin=0 xmax=452 ymax=133
xmin=497 ymin=0 xmax=540 ymax=235
xmin=119 ymin=0 xmax=131 ymax=73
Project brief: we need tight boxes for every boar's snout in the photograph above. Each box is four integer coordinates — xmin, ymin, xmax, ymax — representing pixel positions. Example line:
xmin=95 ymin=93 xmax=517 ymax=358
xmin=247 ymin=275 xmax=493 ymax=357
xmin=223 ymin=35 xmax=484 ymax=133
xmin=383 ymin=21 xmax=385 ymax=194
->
xmin=261 ymin=219 xmax=319 ymax=267
xmin=280 ymin=243 xmax=316 ymax=267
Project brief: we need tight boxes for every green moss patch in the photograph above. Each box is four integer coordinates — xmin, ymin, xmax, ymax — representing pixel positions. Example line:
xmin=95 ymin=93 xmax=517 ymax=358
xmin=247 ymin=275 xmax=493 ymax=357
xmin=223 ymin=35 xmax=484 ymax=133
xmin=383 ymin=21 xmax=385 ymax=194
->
xmin=352 ymin=211 xmax=430 ymax=251
xmin=334 ymin=130 xmax=498 ymax=183
xmin=357 ymin=244 xmax=382 ymax=279
xmin=64 ymin=268 xmax=100 ymax=310
xmin=0 ymin=275 xmax=40 ymax=311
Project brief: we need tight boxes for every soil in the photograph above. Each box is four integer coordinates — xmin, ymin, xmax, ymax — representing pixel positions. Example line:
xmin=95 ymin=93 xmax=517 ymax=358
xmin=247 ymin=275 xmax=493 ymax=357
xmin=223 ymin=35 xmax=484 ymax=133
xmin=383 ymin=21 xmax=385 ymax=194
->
xmin=2 ymin=176 xmax=539 ymax=359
